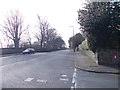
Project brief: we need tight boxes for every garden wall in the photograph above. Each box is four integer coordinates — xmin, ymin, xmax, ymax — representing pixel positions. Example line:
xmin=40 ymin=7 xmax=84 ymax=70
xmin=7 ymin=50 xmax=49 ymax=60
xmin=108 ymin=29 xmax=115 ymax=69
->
xmin=96 ymin=49 xmax=120 ymax=65
xmin=0 ymin=47 xmax=66 ymax=55
xmin=79 ymin=46 xmax=120 ymax=66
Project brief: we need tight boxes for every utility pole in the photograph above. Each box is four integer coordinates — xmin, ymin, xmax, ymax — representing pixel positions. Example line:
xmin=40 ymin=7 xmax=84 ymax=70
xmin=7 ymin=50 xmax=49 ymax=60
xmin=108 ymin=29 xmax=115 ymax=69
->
xmin=69 ymin=26 xmax=75 ymax=52
xmin=0 ymin=39 xmax=3 ymax=48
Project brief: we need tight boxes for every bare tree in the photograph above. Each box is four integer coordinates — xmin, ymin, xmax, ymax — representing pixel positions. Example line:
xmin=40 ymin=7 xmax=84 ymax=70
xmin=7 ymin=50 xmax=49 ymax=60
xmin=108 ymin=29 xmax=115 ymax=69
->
xmin=34 ymin=15 xmax=65 ymax=49
xmin=1 ymin=10 xmax=28 ymax=49
xmin=26 ymin=29 xmax=32 ymax=45
xmin=35 ymin=15 xmax=49 ymax=48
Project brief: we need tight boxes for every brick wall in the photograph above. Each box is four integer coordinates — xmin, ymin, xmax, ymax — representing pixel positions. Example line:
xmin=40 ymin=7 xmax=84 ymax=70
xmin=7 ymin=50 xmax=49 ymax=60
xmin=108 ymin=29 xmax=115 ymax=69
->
xmin=0 ymin=48 xmax=66 ymax=55
xmin=0 ymin=48 xmax=25 ymax=55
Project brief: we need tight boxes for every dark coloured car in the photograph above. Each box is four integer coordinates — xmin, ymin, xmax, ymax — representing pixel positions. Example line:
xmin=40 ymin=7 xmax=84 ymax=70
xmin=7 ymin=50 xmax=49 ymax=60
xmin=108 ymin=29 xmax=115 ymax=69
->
xmin=22 ymin=48 xmax=35 ymax=54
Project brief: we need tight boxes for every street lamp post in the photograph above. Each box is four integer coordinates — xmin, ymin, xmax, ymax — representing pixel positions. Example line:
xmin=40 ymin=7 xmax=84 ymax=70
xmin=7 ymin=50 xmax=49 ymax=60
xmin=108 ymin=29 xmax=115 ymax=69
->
xmin=69 ymin=26 xmax=75 ymax=52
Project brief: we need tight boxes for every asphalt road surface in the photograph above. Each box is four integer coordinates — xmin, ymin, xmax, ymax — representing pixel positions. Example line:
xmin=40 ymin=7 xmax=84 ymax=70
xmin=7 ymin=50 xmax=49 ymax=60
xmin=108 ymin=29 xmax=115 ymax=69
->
xmin=0 ymin=50 xmax=119 ymax=89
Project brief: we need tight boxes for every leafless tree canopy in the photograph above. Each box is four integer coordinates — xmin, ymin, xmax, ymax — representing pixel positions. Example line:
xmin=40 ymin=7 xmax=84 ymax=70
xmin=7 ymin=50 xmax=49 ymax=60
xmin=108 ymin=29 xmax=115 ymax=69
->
xmin=34 ymin=15 xmax=58 ymax=48
xmin=1 ymin=10 xmax=28 ymax=49
xmin=35 ymin=15 xmax=48 ymax=46
xmin=1 ymin=12 xmax=65 ymax=49
xmin=34 ymin=15 xmax=65 ymax=49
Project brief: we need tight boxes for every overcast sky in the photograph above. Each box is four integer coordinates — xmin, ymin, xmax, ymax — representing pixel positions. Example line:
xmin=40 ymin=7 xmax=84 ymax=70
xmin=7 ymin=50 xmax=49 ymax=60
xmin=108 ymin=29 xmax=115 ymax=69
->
xmin=0 ymin=0 xmax=85 ymax=47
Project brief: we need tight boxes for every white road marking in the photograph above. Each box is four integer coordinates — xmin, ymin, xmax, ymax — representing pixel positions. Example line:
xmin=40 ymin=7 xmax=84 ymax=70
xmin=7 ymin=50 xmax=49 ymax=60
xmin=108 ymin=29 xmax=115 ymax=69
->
xmin=73 ymin=73 xmax=76 ymax=78
xmin=72 ymin=77 xmax=75 ymax=84
xmin=24 ymin=78 xmax=34 ymax=82
xmin=61 ymin=74 xmax=67 ymax=78
xmin=71 ymin=86 xmax=74 ymax=90
xmin=72 ymin=68 xmax=76 ymax=84
xmin=37 ymin=80 xmax=47 ymax=83
xmin=59 ymin=78 xmax=69 ymax=81
xmin=71 ymin=68 xmax=77 ymax=88
xmin=60 ymin=74 xmax=69 ymax=81
xmin=75 ymin=82 xmax=77 ymax=88
xmin=74 ymin=68 xmax=77 ymax=72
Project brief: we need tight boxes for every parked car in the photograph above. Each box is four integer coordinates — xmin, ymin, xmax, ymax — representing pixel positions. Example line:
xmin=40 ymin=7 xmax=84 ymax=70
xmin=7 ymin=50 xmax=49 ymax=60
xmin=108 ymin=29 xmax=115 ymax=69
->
xmin=22 ymin=48 xmax=35 ymax=54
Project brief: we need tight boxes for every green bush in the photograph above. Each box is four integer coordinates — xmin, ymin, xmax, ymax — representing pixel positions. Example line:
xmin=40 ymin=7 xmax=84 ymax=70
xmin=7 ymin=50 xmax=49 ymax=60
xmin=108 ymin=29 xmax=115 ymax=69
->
xmin=80 ymin=39 xmax=89 ymax=50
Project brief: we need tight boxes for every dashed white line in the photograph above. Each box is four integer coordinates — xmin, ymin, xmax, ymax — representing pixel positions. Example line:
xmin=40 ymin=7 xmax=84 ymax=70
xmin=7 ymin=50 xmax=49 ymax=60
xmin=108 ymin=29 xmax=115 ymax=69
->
xmin=71 ymin=86 xmax=74 ymax=90
xmin=72 ymin=77 xmax=75 ymax=84
xmin=24 ymin=78 xmax=34 ymax=82
xmin=74 ymin=68 xmax=77 ymax=72
xmin=75 ymin=82 xmax=77 ymax=88
xmin=73 ymin=73 xmax=76 ymax=78
xmin=71 ymin=68 xmax=77 ymax=88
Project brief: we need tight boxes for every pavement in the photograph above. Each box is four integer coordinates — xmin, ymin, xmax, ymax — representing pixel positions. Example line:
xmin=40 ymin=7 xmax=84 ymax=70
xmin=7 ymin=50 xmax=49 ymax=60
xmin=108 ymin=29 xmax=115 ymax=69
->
xmin=74 ymin=50 xmax=120 ymax=74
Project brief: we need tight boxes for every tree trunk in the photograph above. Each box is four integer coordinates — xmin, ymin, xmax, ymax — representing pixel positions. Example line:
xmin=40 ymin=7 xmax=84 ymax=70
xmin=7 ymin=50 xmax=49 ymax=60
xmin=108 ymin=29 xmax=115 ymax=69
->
xmin=14 ymin=38 xmax=19 ymax=49
xmin=40 ymin=40 xmax=43 ymax=48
